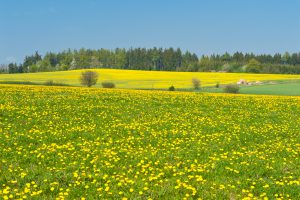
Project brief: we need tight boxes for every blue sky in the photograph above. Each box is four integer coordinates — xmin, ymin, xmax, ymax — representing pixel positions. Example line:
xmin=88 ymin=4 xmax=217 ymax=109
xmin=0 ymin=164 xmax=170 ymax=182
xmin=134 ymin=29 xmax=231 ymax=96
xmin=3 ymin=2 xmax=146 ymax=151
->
xmin=1 ymin=0 xmax=300 ymax=64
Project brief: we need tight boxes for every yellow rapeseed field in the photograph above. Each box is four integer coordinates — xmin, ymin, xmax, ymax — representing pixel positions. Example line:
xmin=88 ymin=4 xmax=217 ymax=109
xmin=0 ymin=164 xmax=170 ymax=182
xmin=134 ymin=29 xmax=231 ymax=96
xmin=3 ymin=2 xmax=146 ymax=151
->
xmin=1 ymin=69 xmax=300 ymax=88
xmin=0 ymin=84 xmax=299 ymax=199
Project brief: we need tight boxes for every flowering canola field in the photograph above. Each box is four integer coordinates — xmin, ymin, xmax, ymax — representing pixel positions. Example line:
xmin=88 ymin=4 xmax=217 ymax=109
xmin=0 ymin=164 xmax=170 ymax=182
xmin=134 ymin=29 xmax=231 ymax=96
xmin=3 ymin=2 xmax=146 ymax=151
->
xmin=1 ymin=69 xmax=300 ymax=88
xmin=0 ymin=85 xmax=299 ymax=200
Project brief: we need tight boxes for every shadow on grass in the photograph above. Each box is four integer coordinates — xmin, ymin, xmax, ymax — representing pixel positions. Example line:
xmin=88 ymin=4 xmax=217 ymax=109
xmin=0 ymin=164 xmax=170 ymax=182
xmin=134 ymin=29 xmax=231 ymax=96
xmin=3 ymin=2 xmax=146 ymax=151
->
xmin=0 ymin=80 xmax=71 ymax=87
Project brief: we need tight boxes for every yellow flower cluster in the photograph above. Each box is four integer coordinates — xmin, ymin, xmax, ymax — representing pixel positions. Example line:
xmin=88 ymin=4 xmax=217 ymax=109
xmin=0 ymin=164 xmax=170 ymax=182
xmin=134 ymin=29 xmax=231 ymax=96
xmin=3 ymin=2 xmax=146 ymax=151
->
xmin=0 ymin=84 xmax=299 ymax=199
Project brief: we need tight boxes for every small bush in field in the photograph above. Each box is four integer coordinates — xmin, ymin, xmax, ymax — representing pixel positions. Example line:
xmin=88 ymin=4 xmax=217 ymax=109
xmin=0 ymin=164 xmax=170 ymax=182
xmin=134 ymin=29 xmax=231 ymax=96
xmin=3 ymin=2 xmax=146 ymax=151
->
xmin=192 ymin=78 xmax=201 ymax=90
xmin=224 ymin=84 xmax=240 ymax=93
xmin=169 ymin=85 xmax=175 ymax=91
xmin=102 ymin=82 xmax=116 ymax=88
xmin=80 ymin=71 xmax=98 ymax=87
xmin=44 ymin=80 xmax=69 ymax=86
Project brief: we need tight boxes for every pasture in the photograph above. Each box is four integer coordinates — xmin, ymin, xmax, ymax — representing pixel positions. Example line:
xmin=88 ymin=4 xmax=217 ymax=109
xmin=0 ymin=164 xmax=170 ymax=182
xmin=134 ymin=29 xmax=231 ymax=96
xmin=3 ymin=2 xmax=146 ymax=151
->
xmin=240 ymin=82 xmax=300 ymax=96
xmin=202 ymin=82 xmax=300 ymax=96
xmin=0 ymin=85 xmax=299 ymax=199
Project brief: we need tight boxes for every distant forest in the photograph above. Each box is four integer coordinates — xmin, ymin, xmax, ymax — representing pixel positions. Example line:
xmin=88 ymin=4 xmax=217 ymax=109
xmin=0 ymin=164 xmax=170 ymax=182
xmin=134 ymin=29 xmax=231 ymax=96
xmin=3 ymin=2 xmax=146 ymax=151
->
xmin=2 ymin=48 xmax=300 ymax=74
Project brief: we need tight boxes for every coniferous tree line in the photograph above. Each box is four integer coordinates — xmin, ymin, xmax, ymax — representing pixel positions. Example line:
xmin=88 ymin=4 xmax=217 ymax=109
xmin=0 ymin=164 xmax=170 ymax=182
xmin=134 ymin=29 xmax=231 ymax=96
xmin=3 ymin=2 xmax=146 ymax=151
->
xmin=3 ymin=48 xmax=300 ymax=74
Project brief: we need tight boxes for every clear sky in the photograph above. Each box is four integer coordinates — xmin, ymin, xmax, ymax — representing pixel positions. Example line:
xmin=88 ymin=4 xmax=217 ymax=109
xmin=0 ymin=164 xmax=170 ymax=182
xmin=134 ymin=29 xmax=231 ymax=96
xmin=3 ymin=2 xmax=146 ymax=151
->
xmin=1 ymin=0 xmax=300 ymax=64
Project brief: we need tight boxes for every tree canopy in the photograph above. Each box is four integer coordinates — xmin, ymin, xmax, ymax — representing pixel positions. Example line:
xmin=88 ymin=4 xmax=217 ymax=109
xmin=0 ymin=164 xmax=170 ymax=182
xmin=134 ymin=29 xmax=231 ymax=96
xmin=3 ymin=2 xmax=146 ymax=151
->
xmin=3 ymin=48 xmax=300 ymax=74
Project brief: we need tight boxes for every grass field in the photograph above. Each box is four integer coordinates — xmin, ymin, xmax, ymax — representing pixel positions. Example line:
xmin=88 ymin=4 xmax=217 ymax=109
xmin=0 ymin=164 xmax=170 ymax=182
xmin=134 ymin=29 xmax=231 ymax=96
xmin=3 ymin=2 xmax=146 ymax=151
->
xmin=1 ymin=69 xmax=300 ymax=89
xmin=240 ymin=83 xmax=300 ymax=96
xmin=202 ymin=82 xmax=300 ymax=96
xmin=0 ymin=85 xmax=299 ymax=199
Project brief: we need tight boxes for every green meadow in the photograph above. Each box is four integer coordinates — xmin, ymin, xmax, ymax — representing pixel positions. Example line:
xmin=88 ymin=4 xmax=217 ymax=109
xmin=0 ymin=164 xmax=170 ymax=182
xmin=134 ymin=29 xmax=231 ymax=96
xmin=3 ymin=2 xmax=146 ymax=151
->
xmin=0 ymin=85 xmax=299 ymax=199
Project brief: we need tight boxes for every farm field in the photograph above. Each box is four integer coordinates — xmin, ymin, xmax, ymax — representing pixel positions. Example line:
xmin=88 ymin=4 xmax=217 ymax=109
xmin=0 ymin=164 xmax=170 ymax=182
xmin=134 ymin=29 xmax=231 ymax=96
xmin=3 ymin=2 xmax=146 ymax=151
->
xmin=239 ymin=83 xmax=300 ymax=96
xmin=0 ymin=84 xmax=299 ymax=199
xmin=1 ymin=69 xmax=300 ymax=89
xmin=202 ymin=82 xmax=300 ymax=96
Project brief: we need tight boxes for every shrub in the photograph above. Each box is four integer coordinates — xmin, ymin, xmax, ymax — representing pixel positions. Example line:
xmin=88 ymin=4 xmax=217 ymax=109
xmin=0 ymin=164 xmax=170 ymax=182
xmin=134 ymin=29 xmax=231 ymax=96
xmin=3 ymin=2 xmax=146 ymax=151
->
xmin=192 ymin=78 xmax=201 ymax=90
xmin=224 ymin=84 xmax=240 ymax=93
xmin=102 ymin=82 xmax=116 ymax=88
xmin=168 ymin=85 xmax=175 ymax=91
xmin=80 ymin=71 xmax=98 ymax=87
xmin=216 ymin=82 xmax=220 ymax=88
xmin=44 ymin=80 xmax=70 ymax=86
xmin=44 ymin=80 xmax=54 ymax=85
